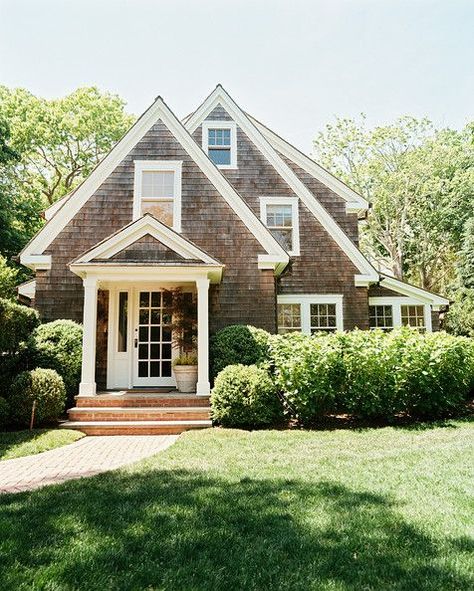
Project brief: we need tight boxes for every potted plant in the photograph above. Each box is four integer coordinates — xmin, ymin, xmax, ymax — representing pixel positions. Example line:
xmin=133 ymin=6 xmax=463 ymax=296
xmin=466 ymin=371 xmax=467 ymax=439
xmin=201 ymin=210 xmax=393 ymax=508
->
xmin=166 ymin=289 xmax=199 ymax=393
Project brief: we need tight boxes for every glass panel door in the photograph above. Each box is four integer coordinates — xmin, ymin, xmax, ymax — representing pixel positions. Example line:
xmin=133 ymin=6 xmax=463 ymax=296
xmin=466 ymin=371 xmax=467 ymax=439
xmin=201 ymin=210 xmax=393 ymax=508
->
xmin=133 ymin=290 xmax=174 ymax=386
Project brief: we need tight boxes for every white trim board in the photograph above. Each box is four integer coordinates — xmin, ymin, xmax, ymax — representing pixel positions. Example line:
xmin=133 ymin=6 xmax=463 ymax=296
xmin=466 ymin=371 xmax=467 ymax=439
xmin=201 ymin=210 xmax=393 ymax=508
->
xmin=185 ymin=85 xmax=378 ymax=284
xmin=379 ymin=276 xmax=449 ymax=307
xmin=20 ymin=94 xmax=288 ymax=274
xmin=202 ymin=120 xmax=237 ymax=169
xmin=247 ymin=113 xmax=369 ymax=213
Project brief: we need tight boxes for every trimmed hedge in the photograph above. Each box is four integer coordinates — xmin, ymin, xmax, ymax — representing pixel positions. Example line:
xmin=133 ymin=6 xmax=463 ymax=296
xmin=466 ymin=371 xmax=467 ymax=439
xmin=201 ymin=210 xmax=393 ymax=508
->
xmin=10 ymin=368 xmax=66 ymax=427
xmin=0 ymin=298 xmax=39 ymax=356
xmin=28 ymin=320 xmax=83 ymax=405
xmin=211 ymin=364 xmax=283 ymax=428
xmin=210 ymin=324 xmax=271 ymax=380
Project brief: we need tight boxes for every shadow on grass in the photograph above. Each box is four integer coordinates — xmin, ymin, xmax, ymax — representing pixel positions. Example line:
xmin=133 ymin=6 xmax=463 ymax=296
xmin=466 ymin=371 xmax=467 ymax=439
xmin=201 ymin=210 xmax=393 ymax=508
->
xmin=0 ymin=429 xmax=48 ymax=459
xmin=0 ymin=470 xmax=471 ymax=590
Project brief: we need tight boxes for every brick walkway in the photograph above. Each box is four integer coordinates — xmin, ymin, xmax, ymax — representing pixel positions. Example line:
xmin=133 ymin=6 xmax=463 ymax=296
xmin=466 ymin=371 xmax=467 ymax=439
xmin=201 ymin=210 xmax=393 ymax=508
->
xmin=0 ymin=435 xmax=177 ymax=494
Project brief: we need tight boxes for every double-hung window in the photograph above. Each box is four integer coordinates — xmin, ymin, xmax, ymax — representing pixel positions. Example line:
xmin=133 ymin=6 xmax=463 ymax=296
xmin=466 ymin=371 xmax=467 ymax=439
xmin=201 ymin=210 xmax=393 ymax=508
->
xmin=260 ymin=197 xmax=300 ymax=256
xmin=277 ymin=295 xmax=343 ymax=334
xmin=202 ymin=121 xmax=237 ymax=169
xmin=133 ymin=161 xmax=182 ymax=231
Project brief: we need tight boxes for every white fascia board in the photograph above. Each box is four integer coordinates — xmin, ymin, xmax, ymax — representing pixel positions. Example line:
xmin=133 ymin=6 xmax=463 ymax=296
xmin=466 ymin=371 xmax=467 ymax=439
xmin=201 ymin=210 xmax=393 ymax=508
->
xmin=21 ymin=94 xmax=287 ymax=266
xmin=185 ymin=86 xmax=378 ymax=282
xmin=20 ymin=254 xmax=52 ymax=270
xmin=17 ymin=279 xmax=36 ymax=299
xmin=44 ymin=193 xmax=70 ymax=221
xmin=258 ymin=254 xmax=289 ymax=275
xmin=380 ymin=276 xmax=449 ymax=306
xmin=69 ymin=264 xmax=223 ymax=284
xmin=75 ymin=215 xmax=220 ymax=265
xmin=247 ymin=114 xmax=369 ymax=212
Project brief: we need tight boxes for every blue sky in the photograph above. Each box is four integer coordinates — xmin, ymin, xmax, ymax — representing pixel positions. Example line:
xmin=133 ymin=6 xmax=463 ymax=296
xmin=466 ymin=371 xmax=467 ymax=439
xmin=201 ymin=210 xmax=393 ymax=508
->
xmin=1 ymin=0 xmax=473 ymax=151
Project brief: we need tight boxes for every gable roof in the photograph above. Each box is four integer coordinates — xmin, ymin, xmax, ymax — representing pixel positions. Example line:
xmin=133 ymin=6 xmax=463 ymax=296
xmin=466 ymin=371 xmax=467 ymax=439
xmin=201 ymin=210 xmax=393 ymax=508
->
xmin=21 ymin=94 xmax=288 ymax=273
xmin=185 ymin=85 xmax=378 ymax=284
xmin=377 ymin=274 xmax=449 ymax=307
xmin=246 ymin=114 xmax=369 ymax=214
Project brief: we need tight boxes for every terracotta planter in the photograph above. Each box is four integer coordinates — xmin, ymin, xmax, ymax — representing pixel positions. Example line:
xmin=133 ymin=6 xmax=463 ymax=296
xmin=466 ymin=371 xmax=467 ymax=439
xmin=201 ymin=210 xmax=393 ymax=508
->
xmin=173 ymin=365 xmax=198 ymax=393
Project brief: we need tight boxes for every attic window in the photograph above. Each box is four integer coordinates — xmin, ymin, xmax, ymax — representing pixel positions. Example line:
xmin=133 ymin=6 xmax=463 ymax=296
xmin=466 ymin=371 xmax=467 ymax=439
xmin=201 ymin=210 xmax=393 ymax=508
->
xmin=260 ymin=197 xmax=300 ymax=256
xmin=202 ymin=121 xmax=237 ymax=169
xmin=133 ymin=161 xmax=182 ymax=232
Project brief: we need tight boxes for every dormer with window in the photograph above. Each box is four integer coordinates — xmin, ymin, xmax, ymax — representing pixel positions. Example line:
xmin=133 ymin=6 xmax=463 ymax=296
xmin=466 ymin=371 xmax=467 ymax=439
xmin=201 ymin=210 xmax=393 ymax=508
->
xmin=260 ymin=197 xmax=300 ymax=256
xmin=202 ymin=121 xmax=237 ymax=169
xmin=133 ymin=160 xmax=182 ymax=231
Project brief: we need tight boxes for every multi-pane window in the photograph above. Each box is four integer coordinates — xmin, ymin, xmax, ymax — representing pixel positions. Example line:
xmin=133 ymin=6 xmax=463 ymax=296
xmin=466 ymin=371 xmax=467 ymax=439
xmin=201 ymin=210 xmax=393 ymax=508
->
xmin=401 ymin=305 xmax=426 ymax=330
xmin=137 ymin=291 xmax=173 ymax=379
xmin=208 ymin=128 xmax=231 ymax=166
xmin=277 ymin=303 xmax=302 ymax=334
xmin=310 ymin=303 xmax=337 ymax=332
xmin=369 ymin=305 xmax=393 ymax=330
xmin=266 ymin=204 xmax=294 ymax=251
xmin=140 ymin=170 xmax=175 ymax=226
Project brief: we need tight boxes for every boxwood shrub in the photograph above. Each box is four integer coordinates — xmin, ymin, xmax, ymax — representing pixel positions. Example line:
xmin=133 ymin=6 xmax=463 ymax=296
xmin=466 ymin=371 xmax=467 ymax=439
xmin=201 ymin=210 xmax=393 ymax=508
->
xmin=28 ymin=320 xmax=83 ymax=406
xmin=0 ymin=298 xmax=40 ymax=356
xmin=210 ymin=324 xmax=271 ymax=380
xmin=10 ymin=368 xmax=66 ymax=427
xmin=211 ymin=364 xmax=283 ymax=428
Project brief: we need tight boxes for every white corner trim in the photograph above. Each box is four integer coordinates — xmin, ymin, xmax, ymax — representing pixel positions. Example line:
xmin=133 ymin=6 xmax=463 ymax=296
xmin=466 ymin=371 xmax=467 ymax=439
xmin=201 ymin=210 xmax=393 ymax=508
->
xmin=369 ymin=297 xmax=433 ymax=332
xmin=247 ymin=114 xmax=369 ymax=213
xmin=277 ymin=293 xmax=344 ymax=332
xmin=202 ymin=120 xmax=237 ymax=169
xmin=380 ymin=276 xmax=449 ymax=306
xmin=185 ymin=86 xmax=377 ymax=281
xmin=259 ymin=196 xmax=300 ymax=256
xmin=20 ymin=254 xmax=52 ymax=271
xmin=20 ymin=94 xmax=288 ymax=267
xmin=133 ymin=160 xmax=182 ymax=232
xmin=17 ymin=279 xmax=36 ymax=299
xmin=73 ymin=215 xmax=220 ymax=265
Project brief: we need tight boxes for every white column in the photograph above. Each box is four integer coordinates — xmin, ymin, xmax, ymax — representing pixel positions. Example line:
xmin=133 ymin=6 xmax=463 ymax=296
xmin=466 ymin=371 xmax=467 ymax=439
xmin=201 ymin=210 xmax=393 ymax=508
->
xmin=78 ymin=276 xmax=98 ymax=396
xmin=196 ymin=276 xmax=210 ymax=396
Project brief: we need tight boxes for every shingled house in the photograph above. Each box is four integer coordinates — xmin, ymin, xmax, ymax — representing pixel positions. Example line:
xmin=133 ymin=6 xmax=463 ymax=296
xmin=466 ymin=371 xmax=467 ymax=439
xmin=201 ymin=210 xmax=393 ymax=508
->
xmin=18 ymin=86 xmax=449 ymax=434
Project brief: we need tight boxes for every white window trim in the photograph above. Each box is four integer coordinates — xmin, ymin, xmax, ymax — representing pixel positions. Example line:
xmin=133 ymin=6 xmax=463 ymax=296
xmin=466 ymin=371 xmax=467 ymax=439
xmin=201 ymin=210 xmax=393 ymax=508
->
xmin=277 ymin=294 xmax=344 ymax=333
xmin=202 ymin=120 xmax=237 ymax=169
xmin=133 ymin=160 xmax=182 ymax=232
xmin=260 ymin=197 xmax=300 ymax=256
xmin=368 ymin=297 xmax=432 ymax=332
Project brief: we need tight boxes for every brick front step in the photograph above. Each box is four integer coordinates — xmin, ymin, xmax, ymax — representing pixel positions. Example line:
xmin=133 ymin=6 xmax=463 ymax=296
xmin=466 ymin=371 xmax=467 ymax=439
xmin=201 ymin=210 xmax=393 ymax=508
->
xmin=75 ymin=394 xmax=210 ymax=408
xmin=60 ymin=419 xmax=212 ymax=436
xmin=68 ymin=407 xmax=211 ymax=422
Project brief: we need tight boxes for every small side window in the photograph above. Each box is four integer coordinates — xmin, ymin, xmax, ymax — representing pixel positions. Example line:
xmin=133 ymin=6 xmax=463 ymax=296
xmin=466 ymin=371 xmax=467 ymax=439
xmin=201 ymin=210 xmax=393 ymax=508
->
xmin=117 ymin=292 xmax=128 ymax=352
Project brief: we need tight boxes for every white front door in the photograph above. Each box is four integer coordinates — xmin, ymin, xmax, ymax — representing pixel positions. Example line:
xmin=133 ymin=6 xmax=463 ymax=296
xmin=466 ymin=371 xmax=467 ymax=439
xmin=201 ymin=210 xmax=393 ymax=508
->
xmin=132 ymin=289 xmax=175 ymax=387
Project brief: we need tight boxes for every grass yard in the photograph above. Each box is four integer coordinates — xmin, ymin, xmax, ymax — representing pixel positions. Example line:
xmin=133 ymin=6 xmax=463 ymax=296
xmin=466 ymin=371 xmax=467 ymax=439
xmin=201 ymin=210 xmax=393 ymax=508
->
xmin=0 ymin=429 xmax=83 ymax=460
xmin=0 ymin=421 xmax=473 ymax=591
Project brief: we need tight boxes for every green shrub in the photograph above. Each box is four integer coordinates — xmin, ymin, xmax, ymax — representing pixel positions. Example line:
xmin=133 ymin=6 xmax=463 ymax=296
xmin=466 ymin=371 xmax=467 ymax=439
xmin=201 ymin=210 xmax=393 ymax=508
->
xmin=28 ymin=320 xmax=83 ymax=405
xmin=0 ymin=396 xmax=10 ymax=430
xmin=0 ymin=298 xmax=39 ymax=355
xmin=211 ymin=364 xmax=283 ymax=428
xmin=210 ymin=325 xmax=271 ymax=379
xmin=10 ymin=368 xmax=66 ymax=427
xmin=270 ymin=332 xmax=345 ymax=423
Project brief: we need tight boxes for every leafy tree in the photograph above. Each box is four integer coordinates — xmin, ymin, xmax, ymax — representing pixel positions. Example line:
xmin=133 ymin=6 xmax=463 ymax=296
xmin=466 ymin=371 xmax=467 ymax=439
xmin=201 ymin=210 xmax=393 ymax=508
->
xmin=313 ymin=116 xmax=474 ymax=292
xmin=0 ymin=255 xmax=18 ymax=299
xmin=459 ymin=217 xmax=474 ymax=289
xmin=0 ymin=86 xmax=134 ymax=206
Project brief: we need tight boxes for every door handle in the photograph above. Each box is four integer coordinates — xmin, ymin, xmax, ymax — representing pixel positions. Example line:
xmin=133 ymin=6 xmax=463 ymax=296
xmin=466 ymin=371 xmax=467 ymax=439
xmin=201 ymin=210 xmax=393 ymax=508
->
xmin=134 ymin=338 xmax=138 ymax=348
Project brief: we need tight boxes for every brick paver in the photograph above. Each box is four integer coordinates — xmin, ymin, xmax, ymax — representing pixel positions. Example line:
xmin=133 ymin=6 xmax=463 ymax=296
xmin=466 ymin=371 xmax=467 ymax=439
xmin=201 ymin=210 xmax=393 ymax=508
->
xmin=0 ymin=435 xmax=177 ymax=494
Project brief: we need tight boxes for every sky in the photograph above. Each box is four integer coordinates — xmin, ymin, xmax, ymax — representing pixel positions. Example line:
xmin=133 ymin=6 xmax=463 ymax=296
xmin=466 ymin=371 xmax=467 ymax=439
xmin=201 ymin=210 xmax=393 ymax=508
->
xmin=1 ymin=0 xmax=473 ymax=152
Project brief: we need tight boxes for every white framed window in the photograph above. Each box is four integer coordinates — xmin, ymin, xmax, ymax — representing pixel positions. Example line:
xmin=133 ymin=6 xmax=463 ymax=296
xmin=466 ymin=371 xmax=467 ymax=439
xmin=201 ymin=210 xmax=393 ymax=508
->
xmin=133 ymin=160 xmax=182 ymax=232
xmin=368 ymin=297 xmax=432 ymax=332
xmin=277 ymin=294 xmax=343 ymax=334
xmin=202 ymin=121 xmax=237 ymax=169
xmin=260 ymin=197 xmax=300 ymax=256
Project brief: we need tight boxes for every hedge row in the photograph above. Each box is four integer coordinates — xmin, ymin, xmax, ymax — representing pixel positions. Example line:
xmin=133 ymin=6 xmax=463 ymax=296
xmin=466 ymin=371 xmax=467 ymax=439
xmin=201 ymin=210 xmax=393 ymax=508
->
xmin=210 ymin=326 xmax=474 ymax=427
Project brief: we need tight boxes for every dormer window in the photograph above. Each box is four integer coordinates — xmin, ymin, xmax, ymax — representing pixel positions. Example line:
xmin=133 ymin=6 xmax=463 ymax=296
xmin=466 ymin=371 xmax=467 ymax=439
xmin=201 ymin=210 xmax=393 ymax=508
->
xmin=133 ymin=161 xmax=182 ymax=231
xmin=202 ymin=121 xmax=237 ymax=169
xmin=260 ymin=197 xmax=300 ymax=256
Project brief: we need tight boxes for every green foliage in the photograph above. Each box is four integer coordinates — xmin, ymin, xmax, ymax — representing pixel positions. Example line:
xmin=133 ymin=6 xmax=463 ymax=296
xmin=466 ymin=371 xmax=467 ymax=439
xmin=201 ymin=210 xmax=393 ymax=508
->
xmin=269 ymin=329 xmax=474 ymax=423
xmin=0 ymin=297 xmax=39 ymax=355
xmin=0 ymin=254 xmax=18 ymax=299
xmin=211 ymin=364 xmax=283 ymax=428
xmin=269 ymin=332 xmax=345 ymax=422
xmin=28 ymin=320 xmax=83 ymax=404
xmin=443 ymin=288 xmax=474 ymax=337
xmin=174 ymin=353 xmax=198 ymax=366
xmin=0 ymin=396 xmax=10 ymax=430
xmin=210 ymin=324 xmax=271 ymax=379
xmin=459 ymin=217 xmax=474 ymax=289
xmin=10 ymin=368 xmax=66 ymax=427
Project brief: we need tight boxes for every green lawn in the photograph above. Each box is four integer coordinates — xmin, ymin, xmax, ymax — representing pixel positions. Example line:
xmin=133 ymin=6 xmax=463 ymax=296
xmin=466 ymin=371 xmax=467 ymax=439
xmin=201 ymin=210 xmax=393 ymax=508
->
xmin=0 ymin=421 xmax=473 ymax=591
xmin=0 ymin=429 xmax=83 ymax=460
